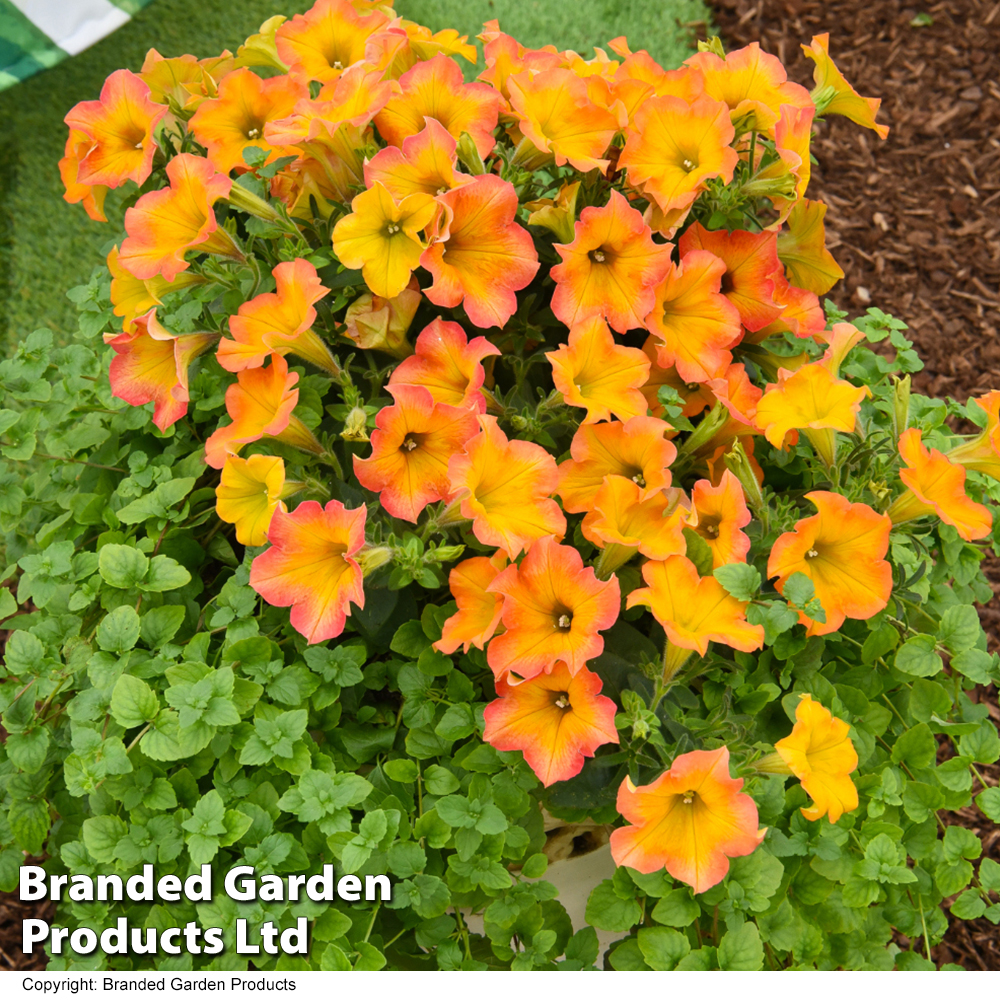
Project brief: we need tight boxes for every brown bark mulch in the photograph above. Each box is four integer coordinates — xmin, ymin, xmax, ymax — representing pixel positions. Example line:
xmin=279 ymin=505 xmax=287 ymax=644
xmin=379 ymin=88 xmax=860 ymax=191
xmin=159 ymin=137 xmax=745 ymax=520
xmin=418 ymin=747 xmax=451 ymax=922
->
xmin=711 ymin=0 xmax=1000 ymax=970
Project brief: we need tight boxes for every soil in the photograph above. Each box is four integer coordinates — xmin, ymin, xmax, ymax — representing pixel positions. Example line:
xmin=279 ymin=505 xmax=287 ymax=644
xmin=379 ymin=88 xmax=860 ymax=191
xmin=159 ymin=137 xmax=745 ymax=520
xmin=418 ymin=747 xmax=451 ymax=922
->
xmin=711 ymin=0 xmax=1000 ymax=970
xmin=2 ymin=0 xmax=1000 ymax=971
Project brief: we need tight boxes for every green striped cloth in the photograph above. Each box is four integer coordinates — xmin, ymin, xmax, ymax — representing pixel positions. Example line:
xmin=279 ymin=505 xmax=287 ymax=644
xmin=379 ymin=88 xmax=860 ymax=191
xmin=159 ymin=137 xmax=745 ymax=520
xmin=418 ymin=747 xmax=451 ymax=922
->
xmin=0 ymin=0 xmax=156 ymax=89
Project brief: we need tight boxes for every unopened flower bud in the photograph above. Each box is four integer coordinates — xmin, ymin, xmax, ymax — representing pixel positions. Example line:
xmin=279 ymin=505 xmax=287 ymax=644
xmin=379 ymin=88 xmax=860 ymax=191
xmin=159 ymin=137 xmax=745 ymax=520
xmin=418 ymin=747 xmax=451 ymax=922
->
xmin=455 ymin=131 xmax=487 ymax=175
xmin=340 ymin=407 xmax=370 ymax=442
xmin=356 ymin=545 xmax=393 ymax=576
xmin=724 ymin=439 xmax=766 ymax=515
xmin=892 ymin=374 xmax=911 ymax=437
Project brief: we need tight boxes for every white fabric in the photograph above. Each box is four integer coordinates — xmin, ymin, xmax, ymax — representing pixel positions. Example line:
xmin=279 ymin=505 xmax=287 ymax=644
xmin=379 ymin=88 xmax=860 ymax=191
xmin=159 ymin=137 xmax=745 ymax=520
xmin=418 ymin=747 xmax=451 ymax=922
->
xmin=10 ymin=0 xmax=130 ymax=55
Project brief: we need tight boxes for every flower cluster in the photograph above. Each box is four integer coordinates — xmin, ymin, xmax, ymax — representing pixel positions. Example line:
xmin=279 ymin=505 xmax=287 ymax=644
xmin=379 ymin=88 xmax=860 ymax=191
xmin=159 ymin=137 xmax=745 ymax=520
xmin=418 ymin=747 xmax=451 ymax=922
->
xmin=61 ymin=0 xmax=998 ymax=917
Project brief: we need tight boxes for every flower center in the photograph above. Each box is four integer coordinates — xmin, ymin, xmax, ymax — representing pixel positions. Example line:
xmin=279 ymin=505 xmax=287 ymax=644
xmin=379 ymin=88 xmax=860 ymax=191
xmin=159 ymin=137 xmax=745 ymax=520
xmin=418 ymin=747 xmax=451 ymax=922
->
xmin=386 ymin=223 xmax=402 ymax=235
xmin=681 ymin=157 xmax=697 ymax=172
xmin=400 ymin=433 xmax=420 ymax=452
xmin=556 ymin=612 xmax=573 ymax=631
xmin=720 ymin=271 xmax=735 ymax=295
xmin=134 ymin=141 xmax=143 ymax=150
xmin=589 ymin=248 xmax=608 ymax=264
xmin=682 ymin=790 xmax=696 ymax=805
xmin=806 ymin=548 xmax=819 ymax=559
xmin=437 ymin=186 xmax=448 ymax=195
xmin=332 ymin=60 xmax=344 ymax=71
xmin=632 ymin=473 xmax=646 ymax=487
xmin=553 ymin=692 xmax=571 ymax=710
xmin=247 ymin=127 xmax=260 ymax=140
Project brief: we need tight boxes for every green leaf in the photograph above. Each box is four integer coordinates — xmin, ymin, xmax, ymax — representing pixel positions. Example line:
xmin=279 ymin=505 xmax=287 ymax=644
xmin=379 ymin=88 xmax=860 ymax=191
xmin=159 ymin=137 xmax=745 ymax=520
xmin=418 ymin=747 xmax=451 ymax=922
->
xmin=682 ymin=528 xmax=714 ymax=577
xmin=423 ymin=765 xmax=459 ymax=796
xmin=651 ymin=889 xmax=700 ymax=927
xmin=976 ymin=787 xmax=1000 ymax=821
xmin=979 ymin=858 xmax=1000 ymax=893
xmin=383 ymin=759 xmax=419 ymax=783
xmin=141 ymin=605 xmax=186 ymax=648
xmin=97 ymin=605 xmax=141 ymax=653
xmin=959 ymin=721 xmax=1000 ymax=764
xmin=936 ymin=605 xmax=981 ymax=653
xmin=5 ymin=728 xmax=49 ymax=774
xmin=390 ymin=620 xmax=431 ymax=658
xmin=585 ymin=880 xmax=641 ymax=933
xmin=116 ymin=478 xmax=196 ymax=524
xmin=638 ymin=927 xmax=691 ymax=971
xmin=82 ymin=815 xmax=128 ymax=864
xmin=718 ymin=922 xmax=764 ymax=971
xmin=98 ymin=544 xmax=148 ymax=589
xmin=110 ymin=674 xmax=160 ymax=728
xmin=862 ymin=622 xmax=899 ymax=662
xmin=142 ymin=555 xmax=192 ymax=593
xmin=782 ymin=571 xmax=815 ymax=608
xmin=0 ymin=588 xmax=16 ymax=621
xmin=894 ymin=635 xmax=943 ymax=677
xmin=713 ymin=563 xmax=761 ymax=602
xmin=891 ymin=723 xmax=937 ymax=770
xmin=950 ymin=889 xmax=986 ymax=920
xmin=942 ymin=825 xmax=981 ymax=863
xmin=387 ymin=841 xmax=426 ymax=878
xmin=521 ymin=853 xmax=548 ymax=879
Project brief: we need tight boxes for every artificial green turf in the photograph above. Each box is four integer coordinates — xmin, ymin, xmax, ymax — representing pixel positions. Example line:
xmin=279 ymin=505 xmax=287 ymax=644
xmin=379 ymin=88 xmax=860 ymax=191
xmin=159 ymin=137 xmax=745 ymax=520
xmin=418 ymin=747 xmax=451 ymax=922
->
xmin=0 ymin=0 xmax=709 ymax=349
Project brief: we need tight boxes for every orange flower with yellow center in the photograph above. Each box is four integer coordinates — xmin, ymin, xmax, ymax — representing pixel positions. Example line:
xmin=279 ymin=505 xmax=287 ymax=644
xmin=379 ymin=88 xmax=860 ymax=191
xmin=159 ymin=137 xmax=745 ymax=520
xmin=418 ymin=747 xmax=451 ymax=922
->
xmin=364 ymin=119 xmax=472 ymax=200
xmin=60 ymin=129 xmax=109 ymax=222
xmin=945 ymin=390 xmax=1000 ymax=482
xmin=420 ymin=174 xmax=539 ymax=330
xmin=389 ymin=317 xmax=500 ymax=413
xmin=773 ymin=694 xmax=859 ymax=823
xmin=218 ymin=258 xmax=339 ymax=376
xmin=342 ymin=279 xmax=422 ymax=360
xmin=547 ymin=316 xmax=650 ymax=424
xmin=768 ymin=491 xmax=892 ymax=636
xmin=690 ymin=470 xmax=752 ymax=568
xmin=447 ymin=416 xmax=565 ymax=557
xmin=107 ymin=310 xmax=216 ymax=432
xmin=483 ymin=663 xmax=619 ymax=787
xmin=507 ymin=67 xmax=621 ymax=174
xmin=274 ymin=0 xmax=391 ymax=84
xmin=477 ymin=23 xmax=561 ymax=106
xmin=435 ymin=552 xmax=507 ymax=655
xmin=250 ymin=499 xmax=366 ymax=644
xmin=678 ymin=223 xmax=784 ymax=333
xmin=63 ymin=69 xmax=166 ymax=189
xmin=118 ymin=153 xmax=238 ymax=282
xmin=486 ymin=535 xmax=620 ymax=682
xmin=332 ymin=182 xmax=437 ymax=299
xmin=216 ymin=454 xmax=303 ymax=547
xmin=582 ymin=477 xmax=689 ymax=574
xmin=549 ymin=190 xmax=672 ymax=333
xmin=888 ymin=428 xmax=992 ymax=541
xmin=776 ymin=199 xmax=845 ymax=297
xmin=139 ymin=49 xmax=207 ymax=109
xmin=557 ymin=416 xmax=677 ymax=513
xmin=754 ymin=362 xmax=868 ymax=468
xmin=374 ymin=54 xmax=500 ymax=161
xmin=644 ymin=250 xmax=743 ymax=383
xmin=204 ymin=354 xmax=322 ymax=470
xmin=619 ymin=94 xmax=738 ymax=215
xmin=802 ymin=33 xmax=889 ymax=139
xmin=353 ymin=384 xmax=479 ymax=522
xmin=189 ymin=68 xmax=306 ymax=174
xmin=685 ymin=42 xmax=812 ymax=133
xmin=610 ymin=747 xmax=766 ymax=894
xmin=627 ymin=555 xmax=765 ymax=657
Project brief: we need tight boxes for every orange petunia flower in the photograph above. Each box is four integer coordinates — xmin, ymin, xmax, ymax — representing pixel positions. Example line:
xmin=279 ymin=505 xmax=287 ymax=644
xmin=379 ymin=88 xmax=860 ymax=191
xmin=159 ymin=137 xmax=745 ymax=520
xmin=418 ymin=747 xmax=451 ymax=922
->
xmin=59 ymin=129 xmax=109 ymax=222
xmin=250 ymin=499 xmax=366 ymax=644
xmin=760 ymin=271 xmax=826 ymax=342
xmin=342 ymin=278 xmax=422 ymax=360
xmin=760 ymin=104 xmax=816 ymax=222
xmin=434 ymin=552 xmax=508 ymax=655
xmin=487 ymin=535 xmax=620 ymax=682
xmin=610 ymin=747 xmax=766 ymax=894
xmin=204 ymin=354 xmax=321 ymax=470
xmin=374 ymin=54 xmax=500 ymax=161
xmin=547 ymin=316 xmax=650 ymax=424
xmin=388 ymin=317 xmax=500 ymax=413
xmin=557 ymin=416 xmax=677 ymax=513
xmin=63 ymin=69 xmax=166 ymax=189
xmin=549 ymin=189 xmax=672 ymax=333
xmin=768 ymin=491 xmax=892 ymax=636
xmin=776 ymin=199 xmax=845 ymax=297
xmin=507 ymin=67 xmax=620 ymax=174
xmin=483 ymin=663 xmax=619 ymax=787
xmin=639 ymin=337 xmax=714 ymax=419
xmin=353 ymin=384 xmax=478 ymax=522
xmin=107 ymin=245 xmax=203 ymax=331
xmin=274 ymin=0 xmax=391 ymax=84
xmin=619 ymin=94 xmax=737 ymax=215
xmin=140 ymin=48 xmax=208 ymax=109
xmin=628 ymin=556 xmax=765 ymax=657
xmin=774 ymin=694 xmax=859 ymax=823
xmin=815 ymin=322 xmax=867 ymax=377
xmin=753 ymin=362 xmax=868 ymax=468
xmin=888 ymin=428 xmax=992 ymax=541
xmin=685 ymin=42 xmax=812 ymax=133
xmin=644 ymin=249 xmax=743 ymax=383
xmin=218 ymin=258 xmax=338 ymax=375
xmin=363 ymin=118 xmax=472 ymax=200
xmin=118 ymin=153 xmax=238 ymax=282
xmin=678 ymin=223 xmax=783 ymax=333
xmin=802 ymin=34 xmax=889 ymax=139
xmin=216 ymin=454 xmax=301 ymax=547
xmin=582 ymin=477 xmax=689 ymax=572
xmin=420 ymin=174 xmax=539 ymax=330
xmin=107 ymin=310 xmax=216 ymax=432
xmin=447 ymin=415 xmax=565 ymax=557
xmin=188 ymin=68 xmax=306 ymax=174
xmin=689 ymin=470 xmax=752 ymax=568
xmin=332 ymin=181 xmax=437 ymax=299
xmin=945 ymin=390 xmax=1000 ymax=483
xmin=477 ymin=22 xmax=561 ymax=106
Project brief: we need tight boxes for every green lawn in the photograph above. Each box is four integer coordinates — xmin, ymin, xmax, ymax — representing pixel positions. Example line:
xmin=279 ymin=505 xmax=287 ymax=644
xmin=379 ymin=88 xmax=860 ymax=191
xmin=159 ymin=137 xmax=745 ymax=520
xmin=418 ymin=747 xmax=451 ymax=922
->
xmin=0 ymin=0 xmax=710 ymax=348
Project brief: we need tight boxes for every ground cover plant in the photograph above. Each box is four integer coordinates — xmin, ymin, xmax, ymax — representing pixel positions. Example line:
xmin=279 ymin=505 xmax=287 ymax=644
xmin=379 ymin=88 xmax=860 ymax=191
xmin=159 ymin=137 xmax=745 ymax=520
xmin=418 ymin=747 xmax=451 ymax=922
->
xmin=2 ymin=0 xmax=1000 ymax=972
